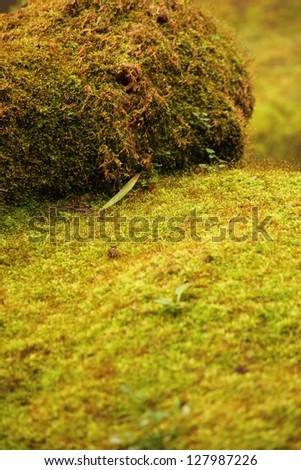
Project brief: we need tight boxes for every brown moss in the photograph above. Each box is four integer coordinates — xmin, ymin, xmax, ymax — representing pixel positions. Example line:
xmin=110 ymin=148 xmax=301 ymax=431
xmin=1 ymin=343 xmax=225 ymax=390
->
xmin=0 ymin=0 xmax=254 ymax=203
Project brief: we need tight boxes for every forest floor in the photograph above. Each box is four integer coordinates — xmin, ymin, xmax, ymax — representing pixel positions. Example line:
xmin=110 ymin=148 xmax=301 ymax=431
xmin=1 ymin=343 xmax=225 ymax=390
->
xmin=1 ymin=164 xmax=301 ymax=449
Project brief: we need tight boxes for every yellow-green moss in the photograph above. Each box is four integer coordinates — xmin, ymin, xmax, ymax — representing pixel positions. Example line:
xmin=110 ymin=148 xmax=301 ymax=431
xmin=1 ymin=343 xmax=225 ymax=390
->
xmin=1 ymin=0 xmax=254 ymax=203
xmin=197 ymin=0 xmax=301 ymax=167
xmin=1 ymin=166 xmax=301 ymax=449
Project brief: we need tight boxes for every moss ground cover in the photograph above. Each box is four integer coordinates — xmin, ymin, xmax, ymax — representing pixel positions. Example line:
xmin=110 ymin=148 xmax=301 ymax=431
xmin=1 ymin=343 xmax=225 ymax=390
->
xmin=1 ymin=166 xmax=301 ymax=449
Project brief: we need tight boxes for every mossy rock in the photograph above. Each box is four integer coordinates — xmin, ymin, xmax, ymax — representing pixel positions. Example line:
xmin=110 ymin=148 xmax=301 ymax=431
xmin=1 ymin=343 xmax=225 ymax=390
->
xmin=1 ymin=0 xmax=254 ymax=203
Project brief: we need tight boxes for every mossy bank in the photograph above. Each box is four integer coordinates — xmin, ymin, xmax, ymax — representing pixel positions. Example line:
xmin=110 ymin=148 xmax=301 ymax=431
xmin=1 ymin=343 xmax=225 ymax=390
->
xmin=1 ymin=166 xmax=301 ymax=449
xmin=1 ymin=0 xmax=254 ymax=203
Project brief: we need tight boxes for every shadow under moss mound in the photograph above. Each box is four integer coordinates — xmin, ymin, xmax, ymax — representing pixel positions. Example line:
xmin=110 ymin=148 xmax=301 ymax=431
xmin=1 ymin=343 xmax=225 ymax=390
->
xmin=1 ymin=0 xmax=254 ymax=203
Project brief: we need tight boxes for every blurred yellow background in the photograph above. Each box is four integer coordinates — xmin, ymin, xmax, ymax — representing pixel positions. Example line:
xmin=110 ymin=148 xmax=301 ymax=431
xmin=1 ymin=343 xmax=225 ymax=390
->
xmin=194 ymin=0 xmax=301 ymax=167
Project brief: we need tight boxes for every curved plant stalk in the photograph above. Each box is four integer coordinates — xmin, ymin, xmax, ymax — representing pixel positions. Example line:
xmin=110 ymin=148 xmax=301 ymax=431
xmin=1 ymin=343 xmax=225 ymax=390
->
xmin=100 ymin=173 xmax=141 ymax=211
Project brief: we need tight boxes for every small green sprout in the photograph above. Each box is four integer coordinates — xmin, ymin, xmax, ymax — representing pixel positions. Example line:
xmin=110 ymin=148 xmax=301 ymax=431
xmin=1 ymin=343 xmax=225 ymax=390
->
xmin=154 ymin=283 xmax=192 ymax=314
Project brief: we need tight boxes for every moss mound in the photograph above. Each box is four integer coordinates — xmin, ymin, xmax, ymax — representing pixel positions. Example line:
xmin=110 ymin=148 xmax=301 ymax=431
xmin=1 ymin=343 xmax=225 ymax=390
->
xmin=1 ymin=0 xmax=254 ymax=203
